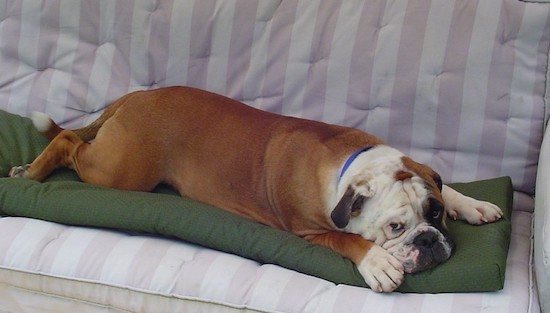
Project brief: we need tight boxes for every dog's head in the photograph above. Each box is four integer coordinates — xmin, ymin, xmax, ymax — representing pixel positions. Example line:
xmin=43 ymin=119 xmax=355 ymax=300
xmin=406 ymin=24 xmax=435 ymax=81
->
xmin=332 ymin=146 xmax=454 ymax=273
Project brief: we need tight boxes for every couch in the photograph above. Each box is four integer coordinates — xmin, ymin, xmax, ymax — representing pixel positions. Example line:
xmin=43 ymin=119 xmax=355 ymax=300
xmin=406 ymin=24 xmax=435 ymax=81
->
xmin=0 ymin=0 xmax=548 ymax=312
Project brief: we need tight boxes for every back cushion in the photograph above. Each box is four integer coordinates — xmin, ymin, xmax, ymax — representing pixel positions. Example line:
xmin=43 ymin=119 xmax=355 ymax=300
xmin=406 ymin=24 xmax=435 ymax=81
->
xmin=0 ymin=1 xmax=548 ymax=208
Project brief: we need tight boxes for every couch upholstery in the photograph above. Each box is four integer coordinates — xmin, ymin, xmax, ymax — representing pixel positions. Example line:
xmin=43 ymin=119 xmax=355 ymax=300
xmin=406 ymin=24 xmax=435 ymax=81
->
xmin=0 ymin=1 xmax=548 ymax=312
xmin=536 ymin=125 xmax=550 ymax=312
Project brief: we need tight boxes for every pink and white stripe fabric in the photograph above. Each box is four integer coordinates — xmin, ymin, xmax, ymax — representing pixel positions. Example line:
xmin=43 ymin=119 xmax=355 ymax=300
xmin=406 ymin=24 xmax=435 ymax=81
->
xmin=0 ymin=0 xmax=548 ymax=209
xmin=0 ymin=1 xmax=548 ymax=312
xmin=0 ymin=213 xmax=539 ymax=313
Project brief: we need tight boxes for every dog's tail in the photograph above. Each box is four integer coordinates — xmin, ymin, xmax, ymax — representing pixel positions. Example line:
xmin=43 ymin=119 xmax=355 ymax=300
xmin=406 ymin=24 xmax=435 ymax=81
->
xmin=31 ymin=95 xmax=128 ymax=142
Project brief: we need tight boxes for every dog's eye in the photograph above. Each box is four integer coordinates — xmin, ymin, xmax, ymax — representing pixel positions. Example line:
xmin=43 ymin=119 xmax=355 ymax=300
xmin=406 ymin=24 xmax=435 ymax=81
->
xmin=390 ymin=223 xmax=403 ymax=232
xmin=432 ymin=210 xmax=442 ymax=220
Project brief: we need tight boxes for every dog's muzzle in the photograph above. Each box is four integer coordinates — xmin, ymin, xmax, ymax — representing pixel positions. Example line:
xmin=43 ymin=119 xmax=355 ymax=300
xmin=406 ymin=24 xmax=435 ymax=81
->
xmin=387 ymin=225 xmax=455 ymax=273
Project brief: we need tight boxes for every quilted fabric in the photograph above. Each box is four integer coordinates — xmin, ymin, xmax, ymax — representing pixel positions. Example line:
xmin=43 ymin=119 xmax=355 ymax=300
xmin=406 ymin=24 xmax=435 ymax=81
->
xmin=0 ymin=1 xmax=548 ymax=208
xmin=0 ymin=211 xmax=534 ymax=313
xmin=535 ymin=125 xmax=550 ymax=311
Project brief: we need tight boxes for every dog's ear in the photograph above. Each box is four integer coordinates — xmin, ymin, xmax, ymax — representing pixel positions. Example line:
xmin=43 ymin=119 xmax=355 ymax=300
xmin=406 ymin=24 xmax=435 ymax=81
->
xmin=401 ymin=156 xmax=443 ymax=192
xmin=331 ymin=185 xmax=368 ymax=228
xmin=432 ymin=171 xmax=443 ymax=191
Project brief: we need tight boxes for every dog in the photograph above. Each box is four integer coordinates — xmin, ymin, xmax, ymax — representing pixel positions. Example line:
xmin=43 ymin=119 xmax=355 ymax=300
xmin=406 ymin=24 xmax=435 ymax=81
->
xmin=10 ymin=86 xmax=503 ymax=292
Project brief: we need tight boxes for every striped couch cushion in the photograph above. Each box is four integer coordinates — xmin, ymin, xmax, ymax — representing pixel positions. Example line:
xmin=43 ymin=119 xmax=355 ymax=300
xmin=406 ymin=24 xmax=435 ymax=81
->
xmin=0 ymin=1 xmax=546 ymax=312
xmin=0 ymin=0 xmax=548 ymax=211
xmin=0 ymin=211 xmax=537 ymax=313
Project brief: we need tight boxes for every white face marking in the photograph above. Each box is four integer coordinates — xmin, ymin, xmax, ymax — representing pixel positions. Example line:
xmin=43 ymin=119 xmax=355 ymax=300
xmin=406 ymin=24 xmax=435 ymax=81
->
xmin=330 ymin=146 xmax=404 ymax=207
xmin=343 ymin=176 xmax=428 ymax=246
xmin=331 ymin=145 xmax=454 ymax=273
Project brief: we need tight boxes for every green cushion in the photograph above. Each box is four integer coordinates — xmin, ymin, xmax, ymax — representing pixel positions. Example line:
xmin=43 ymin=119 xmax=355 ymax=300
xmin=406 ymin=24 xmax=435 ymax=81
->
xmin=0 ymin=110 xmax=49 ymax=176
xmin=0 ymin=110 xmax=512 ymax=293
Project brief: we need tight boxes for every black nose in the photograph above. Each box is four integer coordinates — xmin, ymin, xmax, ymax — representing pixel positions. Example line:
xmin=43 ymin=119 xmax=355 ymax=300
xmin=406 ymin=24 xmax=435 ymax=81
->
xmin=414 ymin=231 xmax=438 ymax=248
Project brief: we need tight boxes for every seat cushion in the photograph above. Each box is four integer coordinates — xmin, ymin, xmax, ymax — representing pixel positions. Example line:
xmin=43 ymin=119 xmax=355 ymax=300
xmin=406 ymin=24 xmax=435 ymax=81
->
xmin=0 ymin=110 xmax=513 ymax=293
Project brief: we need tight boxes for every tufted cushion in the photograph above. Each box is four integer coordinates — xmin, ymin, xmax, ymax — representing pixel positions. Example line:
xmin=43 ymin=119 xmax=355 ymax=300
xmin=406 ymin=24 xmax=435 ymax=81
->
xmin=0 ymin=1 xmax=548 ymax=212
xmin=535 ymin=125 xmax=550 ymax=311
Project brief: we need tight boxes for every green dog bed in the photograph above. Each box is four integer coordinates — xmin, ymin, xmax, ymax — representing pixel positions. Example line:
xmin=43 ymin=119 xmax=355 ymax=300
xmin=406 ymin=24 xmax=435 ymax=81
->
xmin=0 ymin=110 xmax=512 ymax=293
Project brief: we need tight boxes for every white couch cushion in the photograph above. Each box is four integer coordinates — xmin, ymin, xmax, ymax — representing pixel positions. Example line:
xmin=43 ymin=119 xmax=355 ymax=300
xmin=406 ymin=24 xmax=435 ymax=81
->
xmin=535 ymin=124 xmax=550 ymax=312
xmin=0 ymin=213 xmax=539 ymax=313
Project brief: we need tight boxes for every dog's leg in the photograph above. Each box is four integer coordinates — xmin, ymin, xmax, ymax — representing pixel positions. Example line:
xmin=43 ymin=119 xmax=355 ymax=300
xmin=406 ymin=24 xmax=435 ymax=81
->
xmin=10 ymin=129 xmax=85 ymax=181
xmin=308 ymin=232 xmax=404 ymax=292
xmin=442 ymin=185 xmax=503 ymax=224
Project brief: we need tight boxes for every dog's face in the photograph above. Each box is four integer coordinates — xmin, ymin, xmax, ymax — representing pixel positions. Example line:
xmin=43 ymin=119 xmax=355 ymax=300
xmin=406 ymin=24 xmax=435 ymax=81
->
xmin=332 ymin=146 xmax=454 ymax=273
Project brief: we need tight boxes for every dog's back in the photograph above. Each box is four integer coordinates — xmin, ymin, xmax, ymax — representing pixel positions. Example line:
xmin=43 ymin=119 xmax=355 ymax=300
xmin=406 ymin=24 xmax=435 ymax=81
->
xmin=25 ymin=86 xmax=382 ymax=232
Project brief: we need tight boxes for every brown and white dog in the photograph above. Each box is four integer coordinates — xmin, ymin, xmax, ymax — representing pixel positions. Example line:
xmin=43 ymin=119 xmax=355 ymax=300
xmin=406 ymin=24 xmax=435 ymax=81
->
xmin=10 ymin=86 xmax=503 ymax=292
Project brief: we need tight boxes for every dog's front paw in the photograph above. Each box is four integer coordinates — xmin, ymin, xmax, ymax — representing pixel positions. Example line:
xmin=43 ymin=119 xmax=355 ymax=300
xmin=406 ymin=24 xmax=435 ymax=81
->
xmin=9 ymin=164 xmax=30 ymax=178
xmin=448 ymin=197 xmax=503 ymax=225
xmin=443 ymin=185 xmax=503 ymax=225
xmin=357 ymin=245 xmax=404 ymax=292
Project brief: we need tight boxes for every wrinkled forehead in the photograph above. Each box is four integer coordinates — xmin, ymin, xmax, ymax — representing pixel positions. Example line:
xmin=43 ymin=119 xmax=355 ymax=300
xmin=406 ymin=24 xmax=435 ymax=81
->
xmin=399 ymin=156 xmax=444 ymax=207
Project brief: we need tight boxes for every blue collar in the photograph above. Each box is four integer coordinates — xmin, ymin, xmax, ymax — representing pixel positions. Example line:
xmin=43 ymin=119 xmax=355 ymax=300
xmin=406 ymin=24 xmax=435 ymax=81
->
xmin=339 ymin=146 xmax=375 ymax=178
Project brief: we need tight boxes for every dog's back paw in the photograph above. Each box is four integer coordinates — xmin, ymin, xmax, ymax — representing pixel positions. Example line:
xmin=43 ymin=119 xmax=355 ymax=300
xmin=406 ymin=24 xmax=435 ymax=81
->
xmin=9 ymin=164 xmax=30 ymax=178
